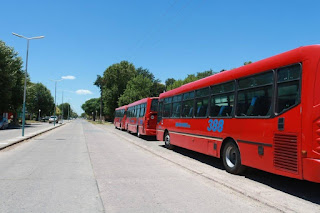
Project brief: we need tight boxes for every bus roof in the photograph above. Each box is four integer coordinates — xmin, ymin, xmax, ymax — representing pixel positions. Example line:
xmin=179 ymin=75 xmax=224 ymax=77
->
xmin=127 ymin=97 xmax=158 ymax=108
xmin=160 ymin=45 xmax=320 ymax=99
xmin=115 ymin=105 xmax=128 ymax=111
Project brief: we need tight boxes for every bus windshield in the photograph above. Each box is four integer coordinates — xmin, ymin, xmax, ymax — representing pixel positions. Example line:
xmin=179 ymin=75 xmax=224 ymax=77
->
xmin=151 ymin=99 xmax=158 ymax=112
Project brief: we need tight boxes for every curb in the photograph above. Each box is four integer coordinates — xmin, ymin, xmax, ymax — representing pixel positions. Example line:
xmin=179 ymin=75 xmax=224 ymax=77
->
xmin=0 ymin=123 xmax=66 ymax=151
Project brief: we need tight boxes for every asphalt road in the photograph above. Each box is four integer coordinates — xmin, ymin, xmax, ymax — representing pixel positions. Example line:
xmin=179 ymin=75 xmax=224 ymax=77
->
xmin=0 ymin=119 xmax=319 ymax=212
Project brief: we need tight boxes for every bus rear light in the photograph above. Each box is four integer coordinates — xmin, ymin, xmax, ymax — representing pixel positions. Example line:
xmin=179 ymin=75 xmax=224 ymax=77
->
xmin=302 ymin=150 xmax=307 ymax=157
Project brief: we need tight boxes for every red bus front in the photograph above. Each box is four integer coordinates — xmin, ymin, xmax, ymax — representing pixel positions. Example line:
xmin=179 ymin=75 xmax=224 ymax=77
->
xmin=125 ymin=98 xmax=158 ymax=137
xmin=114 ymin=105 xmax=127 ymax=130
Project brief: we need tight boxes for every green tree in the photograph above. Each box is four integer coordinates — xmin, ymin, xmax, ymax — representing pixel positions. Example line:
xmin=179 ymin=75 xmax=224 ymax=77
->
xmin=151 ymin=81 xmax=166 ymax=97
xmin=94 ymin=74 xmax=103 ymax=120
xmin=166 ymin=70 xmax=217 ymax=91
xmin=101 ymin=61 xmax=136 ymax=119
xmin=165 ymin=78 xmax=176 ymax=90
xmin=58 ymin=103 xmax=71 ymax=119
xmin=136 ymin=67 xmax=164 ymax=97
xmin=80 ymin=112 xmax=87 ymax=118
xmin=81 ymin=98 xmax=100 ymax=120
xmin=196 ymin=70 xmax=214 ymax=79
xmin=136 ymin=67 xmax=155 ymax=81
xmin=0 ymin=40 xmax=24 ymax=123
xmin=244 ymin=61 xmax=252 ymax=65
xmin=26 ymin=82 xmax=54 ymax=119
xmin=118 ymin=75 xmax=153 ymax=106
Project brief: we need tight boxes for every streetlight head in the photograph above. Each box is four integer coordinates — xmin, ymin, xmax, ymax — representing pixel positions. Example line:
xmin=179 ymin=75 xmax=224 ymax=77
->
xmin=12 ymin=32 xmax=25 ymax=38
xmin=31 ymin=36 xmax=45 ymax=40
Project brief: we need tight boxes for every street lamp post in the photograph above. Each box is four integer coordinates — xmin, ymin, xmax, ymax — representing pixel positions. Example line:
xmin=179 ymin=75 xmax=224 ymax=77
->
xmin=51 ymin=79 xmax=62 ymax=126
xmin=67 ymin=104 xmax=70 ymax=120
xmin=61 ymin=91 xmax=64 ymax=124
xmin=67 ymin=99 xmax=71 ymax=121
xmin=38 ymin=109 xmax=41 ymax=121
xmin=12 ymin=32 xmax=44 ymax=136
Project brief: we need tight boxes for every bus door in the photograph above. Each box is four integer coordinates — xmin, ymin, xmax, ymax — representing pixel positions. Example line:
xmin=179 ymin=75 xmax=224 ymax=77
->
xmin=272 ymin=64 xmax=302 ymax=176
xmin=147 ymin=112 xmax=157 ymax=130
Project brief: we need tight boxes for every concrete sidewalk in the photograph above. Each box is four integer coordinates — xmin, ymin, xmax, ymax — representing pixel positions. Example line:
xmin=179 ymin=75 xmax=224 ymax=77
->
xmin=0 ymin=122 xmax=66 ymax=150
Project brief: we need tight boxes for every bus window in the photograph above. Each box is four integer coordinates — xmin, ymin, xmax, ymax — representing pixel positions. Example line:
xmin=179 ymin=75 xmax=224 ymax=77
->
xmin=136 ymin=106 xmax=139 ymax=117
xmin=151 ymin=99 xmax=158 ymax=112
xmin=172 ymin=95 xmax=182 ymax=118
xmin=210 ymin=94 xmax=234 ymax=117
xmin=195 ymin=97 xmax=209 ymax=117
xmin=140 ymin=104 xmax=145 ymax=117
xmin=237 ymin=71 xmax=273 ymax=117
xmin=157 ymin=101 xmax=163 ymax=122
xmin=195 ymin=87 xmax=210 ymax=118
xmin=181 ymin=91 xmax=195 ymax=117
xmin=210 ymin=82 xmax=235 ymax=117
xmin=163 ymin=97 xmax=172 ymax=117
xmin=276 ymin=64 xmax=301 ymax=114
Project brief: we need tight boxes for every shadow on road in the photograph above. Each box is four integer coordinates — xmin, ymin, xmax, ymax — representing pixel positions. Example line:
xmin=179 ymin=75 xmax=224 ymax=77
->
xmin=158 ymin=144 xmax=320 ymax=205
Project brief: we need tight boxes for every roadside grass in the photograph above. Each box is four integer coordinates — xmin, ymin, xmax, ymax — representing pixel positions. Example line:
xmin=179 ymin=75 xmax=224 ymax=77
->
xmin=25 ymin=120 xmax=42 ymax=124
xmin=88 ymin=120 xmax=112 ymax=125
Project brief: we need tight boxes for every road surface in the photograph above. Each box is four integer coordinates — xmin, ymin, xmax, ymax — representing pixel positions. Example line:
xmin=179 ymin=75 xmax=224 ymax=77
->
xmin=0 ymin=119 xmax=318 ymax=212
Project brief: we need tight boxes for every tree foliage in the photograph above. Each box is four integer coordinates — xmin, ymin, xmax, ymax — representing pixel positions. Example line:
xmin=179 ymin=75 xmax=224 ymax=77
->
xmin=118 ymin=75 xmax=153 ymax=106
xmin=101 ymin=61 xmax=136 ymax=118
xmin=26 ymin=82 xmax=55 ymax=117
xmin=165 ymin=78 xmax=176 ymax=90
xmin=58 ymin=102 xmax=76 ymax=119
xmin=0 ymin=40 xmax=24 ymax=118
xmin=166 ymin=69 xmax=215 ymax=90
xmin=81 ymin=98 xmax=100 ymax=117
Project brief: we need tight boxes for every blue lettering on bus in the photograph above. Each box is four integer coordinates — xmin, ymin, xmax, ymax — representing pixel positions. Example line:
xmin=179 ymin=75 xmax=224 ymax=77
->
xmin=140 ymin=120 xmax=143 ymax=125
xmin=175 ymin=122 xmax=191 ymax=128
xmin=207 ymin=119 xmax=224 ymax=132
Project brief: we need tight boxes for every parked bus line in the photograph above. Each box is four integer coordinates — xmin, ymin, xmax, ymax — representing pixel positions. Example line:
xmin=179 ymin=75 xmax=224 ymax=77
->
xmin=113 ymin=45 xmax=320 ymax=183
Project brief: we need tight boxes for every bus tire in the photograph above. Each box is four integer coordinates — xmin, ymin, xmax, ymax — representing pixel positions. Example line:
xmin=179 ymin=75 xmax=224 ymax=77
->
xmin=164 ymin=131 xmax=174 ymax=150
xmin=222 ymin=141 xmax=245 ymax=174
xmin=137 ymin=126 xmax=141 ymax=138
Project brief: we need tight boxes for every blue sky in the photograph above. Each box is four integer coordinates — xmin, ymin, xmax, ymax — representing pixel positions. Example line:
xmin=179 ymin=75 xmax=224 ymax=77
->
xmin=1 ymin=0 xmax=319 ymax=114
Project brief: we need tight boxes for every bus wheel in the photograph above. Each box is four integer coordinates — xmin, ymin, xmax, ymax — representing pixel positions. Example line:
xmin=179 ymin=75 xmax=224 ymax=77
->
xmin=164 ymin=132 xmax=174 ymax=150
xmin=137 ymin=126 xmax=141 ymax=138
xmin=222 ymin=141 xmax=244 ymax=174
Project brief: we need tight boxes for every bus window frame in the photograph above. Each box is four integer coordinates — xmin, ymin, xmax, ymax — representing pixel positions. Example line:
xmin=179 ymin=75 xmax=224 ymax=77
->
xmin=194 ymin=87 xmax=210 ymax=118
xmin=274 ymin=63 xmax=302 ymax=116
xmin=235 ymin=70 xmax=275 ymax=119
xmin=181 ymin=91 xmax=195 ymax=119
xmin=209 ymin=80 xmax=236 ymax=119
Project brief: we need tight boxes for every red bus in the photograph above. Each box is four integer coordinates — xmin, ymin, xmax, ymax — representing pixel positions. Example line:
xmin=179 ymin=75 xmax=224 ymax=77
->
xmin=156 ymin=45 xmax=320 ymax=183
xmin=114 ymin=105 xmax=127 ymax=130
xmin=125 ymin=97 xmax=158 ymax=137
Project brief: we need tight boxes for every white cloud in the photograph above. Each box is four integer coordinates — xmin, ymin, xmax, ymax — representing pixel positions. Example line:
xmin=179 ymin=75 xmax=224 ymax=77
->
xmin=76 ymin=89 xmax=93 ymax=95
xmin=62 ymin=75 xmax=76 ymax=80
